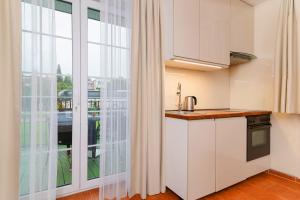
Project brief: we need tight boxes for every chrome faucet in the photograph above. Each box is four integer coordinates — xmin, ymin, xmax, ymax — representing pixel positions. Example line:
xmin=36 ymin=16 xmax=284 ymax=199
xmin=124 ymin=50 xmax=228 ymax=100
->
xmin=177 ymin=82 xmax=183 ymax=112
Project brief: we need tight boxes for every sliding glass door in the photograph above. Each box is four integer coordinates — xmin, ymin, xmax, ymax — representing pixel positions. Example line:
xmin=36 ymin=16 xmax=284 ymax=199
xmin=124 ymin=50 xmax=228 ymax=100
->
xmin=55 ymin=0 xmax=81 ymax=195
xmin=21 ymin=0 xmax=80 ymax=196
xmin=55 ymin=0 xmax=74 ymax=188
xmin=80 ymin=1 xmax=103 ymax=188
xmin=21 ymin=0 xmax=129 ymax=197
xmin=80 ymin=0 xmax=130 ymax=189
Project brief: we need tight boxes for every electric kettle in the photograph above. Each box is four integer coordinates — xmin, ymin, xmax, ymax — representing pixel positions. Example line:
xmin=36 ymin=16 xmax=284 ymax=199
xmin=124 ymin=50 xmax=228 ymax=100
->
xmin=183 ymin=96 xmax=197 ymax=111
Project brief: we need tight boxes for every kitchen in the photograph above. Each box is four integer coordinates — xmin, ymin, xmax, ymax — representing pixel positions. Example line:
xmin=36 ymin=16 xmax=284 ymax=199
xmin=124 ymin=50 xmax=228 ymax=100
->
xmin=163 ymin=0 xmax=300 ymax=199
xmin=1 ymin=0 xmax=300 ymax=200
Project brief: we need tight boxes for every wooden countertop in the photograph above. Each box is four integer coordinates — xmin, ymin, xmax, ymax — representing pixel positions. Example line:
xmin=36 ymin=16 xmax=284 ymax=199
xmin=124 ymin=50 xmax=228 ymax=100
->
xmin=165 ymin=109 xmax=272 ymax=120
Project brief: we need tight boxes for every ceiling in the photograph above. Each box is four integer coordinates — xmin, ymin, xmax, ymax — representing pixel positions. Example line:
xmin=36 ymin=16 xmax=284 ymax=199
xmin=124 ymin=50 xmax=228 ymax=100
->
xmin=242 ymin=0 xmax=268 ymax=6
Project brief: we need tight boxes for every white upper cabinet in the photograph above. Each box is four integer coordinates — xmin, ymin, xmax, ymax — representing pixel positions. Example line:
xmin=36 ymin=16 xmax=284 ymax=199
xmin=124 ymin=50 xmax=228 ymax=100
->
xmin=173 ymin=0 xmax=200 ymax=60
xmin=164 ymin=0 xmax=230 ymax=69
xmin=230 ymin=0 xmax=254 ymax=54
xmin=199 ymin=0 xmax=230 ymax=65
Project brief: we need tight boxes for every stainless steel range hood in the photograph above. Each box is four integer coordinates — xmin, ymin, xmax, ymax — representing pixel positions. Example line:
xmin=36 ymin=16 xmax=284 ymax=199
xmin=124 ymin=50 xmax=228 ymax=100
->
xmin=230 ymin=51 xmax=257 ymax=65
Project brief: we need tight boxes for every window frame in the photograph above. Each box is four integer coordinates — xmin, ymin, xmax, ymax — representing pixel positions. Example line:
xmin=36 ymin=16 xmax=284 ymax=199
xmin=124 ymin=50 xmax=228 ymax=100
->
xmin=80 ymin=0 xmax=103 ymax=190
xmin=55 ymin=0 xmax=81 ymax=197
xmin=79 ymin=0 xmax=130 ymax=190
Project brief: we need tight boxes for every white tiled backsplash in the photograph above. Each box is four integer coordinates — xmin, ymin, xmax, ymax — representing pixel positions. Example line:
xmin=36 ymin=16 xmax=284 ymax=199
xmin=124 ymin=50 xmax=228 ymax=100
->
xmin=164 ymin=67 xmax=230 ymax=110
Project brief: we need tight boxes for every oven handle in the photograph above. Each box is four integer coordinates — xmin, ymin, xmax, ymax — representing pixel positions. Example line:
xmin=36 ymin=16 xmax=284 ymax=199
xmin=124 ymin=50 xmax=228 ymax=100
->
xmin=248 ymin=123 xmax=272 ymax=130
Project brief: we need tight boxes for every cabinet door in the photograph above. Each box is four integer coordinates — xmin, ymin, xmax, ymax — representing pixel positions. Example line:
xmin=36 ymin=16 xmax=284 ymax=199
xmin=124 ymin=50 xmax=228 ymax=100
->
xmin=165 ymin=118 xmax=188 ymax=199
xmin=199 ymin=0 xmax=230 ymax=65
xmin=230 ymin=0 xmax=254 ymax=54
xmin=215 ymin=117 xmax=247 ymax=191
xmin=188 ymin=119 xmax=215 ymax=200
xmin=173 ymin=0 xmax=200 ymax=60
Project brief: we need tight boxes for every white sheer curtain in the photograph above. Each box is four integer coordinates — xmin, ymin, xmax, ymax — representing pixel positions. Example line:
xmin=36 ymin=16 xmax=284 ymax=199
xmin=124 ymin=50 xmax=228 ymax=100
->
xmin=98 ymin=0 xmax=131 ymax=199
xmin=20 ymin=0 xmax=57 ymax=199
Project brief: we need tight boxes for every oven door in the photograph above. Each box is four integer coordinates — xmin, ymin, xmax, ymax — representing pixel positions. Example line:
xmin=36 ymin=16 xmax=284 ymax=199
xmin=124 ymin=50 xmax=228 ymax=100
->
xmin=247 ymin=124 xmax=271 ymax=161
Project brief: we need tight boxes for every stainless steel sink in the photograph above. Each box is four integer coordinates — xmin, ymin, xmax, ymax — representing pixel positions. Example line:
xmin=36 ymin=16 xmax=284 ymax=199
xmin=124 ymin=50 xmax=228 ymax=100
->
xmin=166 ymin=111 xmax=194 ymax=114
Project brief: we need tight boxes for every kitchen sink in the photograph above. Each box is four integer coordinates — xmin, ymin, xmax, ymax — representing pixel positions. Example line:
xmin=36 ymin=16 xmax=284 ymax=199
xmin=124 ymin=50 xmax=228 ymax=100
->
xmin=166 ymin=111 xmax=194 ymax=114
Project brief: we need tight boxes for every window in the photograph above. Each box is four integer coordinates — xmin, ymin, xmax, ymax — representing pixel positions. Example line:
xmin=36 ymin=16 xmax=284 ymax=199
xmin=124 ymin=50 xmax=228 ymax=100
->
xmin=80 ymin=4 xmax=130 ymax=188
xmin=21 ymin=0 xmax=129 ymax=196
xmin=55 ymin=0 xmax=74 ymax=188
xmin=20 ymin=0 xmax=78 ymax=196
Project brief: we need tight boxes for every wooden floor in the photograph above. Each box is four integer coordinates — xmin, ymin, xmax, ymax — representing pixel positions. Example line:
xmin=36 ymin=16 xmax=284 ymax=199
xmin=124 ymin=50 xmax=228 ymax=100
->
xmin=58 ymin=172 xmax=300 ymax=200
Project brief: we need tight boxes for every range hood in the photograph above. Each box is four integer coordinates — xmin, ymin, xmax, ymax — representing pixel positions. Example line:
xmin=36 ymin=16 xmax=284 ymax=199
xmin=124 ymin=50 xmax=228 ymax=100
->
xmin=230 ymin=51 xmax=257 ymax=65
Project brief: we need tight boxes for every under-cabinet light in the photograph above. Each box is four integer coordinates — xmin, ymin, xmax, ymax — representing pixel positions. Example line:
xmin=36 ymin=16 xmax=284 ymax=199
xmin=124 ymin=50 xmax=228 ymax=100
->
xmin=172 ymin=59 xmax=224 ymax=69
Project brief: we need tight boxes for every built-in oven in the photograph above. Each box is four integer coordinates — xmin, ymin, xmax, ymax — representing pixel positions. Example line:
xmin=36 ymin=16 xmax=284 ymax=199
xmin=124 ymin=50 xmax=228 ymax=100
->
xmin=247 ymin=115 xmax=271 ymax=162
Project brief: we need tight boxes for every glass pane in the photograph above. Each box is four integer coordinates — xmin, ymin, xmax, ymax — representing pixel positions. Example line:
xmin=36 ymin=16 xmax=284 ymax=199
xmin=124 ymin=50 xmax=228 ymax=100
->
xmin=35 ymin=112 xmax=51 ymax=151
xmin=87 ymin=78 xmax=101 ymax=146
xmin=58 ymin=111 xmax=73 ymax=149
xmin=88 ymin=43 xmax=101 ymax=77
xmin=88 ymin=18 xmax=101 ymax=43
xmin=22 ymin=32 xmax=33 ymax=72
xmin=88 ymin=111 xmax=100 ymax=146
xmin=42 ymin=6 xmax=55 ymax=34
xmin=252 ymin=130 xmax=267 ymax=147
xmin=111 ymin=25 xmax=122 ymax=47
xmin=20 ymin=114 xmax=31 ymax=150
xmin=57 ymin=150 xmax=72 ymax=187
xmin=100 ymin=21 xmax=107 ymax=44
xmin=56 ymin=38 xmax=73 ymax=76
xmin=22 ymin=32 xmax=42 ymax=73
xmin=90 ymin=45 xmax=111 ymax=78
xmin=55 ymin=6 xmax=73 ymax=188
xmin=105 ymin=142 xmax=126 ymax=176
xmin=19 ymin=152 xmax=52 ymax=195
xmin=88 ymin=44 xmax=112 ymax=78
xmin=42 ymin=35 xmax=56 ymax=74
xmin=87 ymin=146 xmax=100 ymax=180
xmin=86 ymin=6 xmax=129 ymax=184
xmin=21 ymin=0 xmax=74 ymax=192
xmin=120 ymin=26 xmax=128 ymax=48
xmin=120 ymin=49 xmax=129 ymax=78
xmin=57 ymin=70 xmax=73 ymax=151
xmin=22 ymin=2 xmax=41 ymax=32
xmin=55 ymin=10 xmax=72 ymax=38
xmin=19 ymin=152 xmax=30 ymax=196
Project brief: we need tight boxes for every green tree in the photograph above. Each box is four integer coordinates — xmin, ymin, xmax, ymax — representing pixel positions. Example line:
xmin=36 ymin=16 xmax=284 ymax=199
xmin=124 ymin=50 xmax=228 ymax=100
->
xmin=57 ymin=64 xmax=72 ymax=93
xmin=57 ymin=64 xmax=63 ymax=82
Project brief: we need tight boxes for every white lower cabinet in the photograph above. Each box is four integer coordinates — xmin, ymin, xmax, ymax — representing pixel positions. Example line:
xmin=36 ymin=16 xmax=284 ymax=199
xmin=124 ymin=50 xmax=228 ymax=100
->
xmin=215 ymin=117 xmax=247 ymax=191
xmin=166 ymin=116 xmax=254 ymax=199
xmin=166 ymin=118 xmax=188 ymax=199
xmin=166 ymin=118 xmax=216 ymax=200
xmin=188 ymin=120 xmax=216 ymax=200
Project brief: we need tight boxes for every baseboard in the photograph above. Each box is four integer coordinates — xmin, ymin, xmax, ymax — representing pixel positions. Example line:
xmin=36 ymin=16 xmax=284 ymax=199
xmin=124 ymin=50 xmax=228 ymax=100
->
xmin=267 ymin=169 xmax=300 ymax=184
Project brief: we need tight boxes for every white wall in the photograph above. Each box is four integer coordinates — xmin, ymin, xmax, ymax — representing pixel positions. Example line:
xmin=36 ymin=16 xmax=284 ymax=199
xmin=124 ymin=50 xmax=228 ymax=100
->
xmin=165 ymin=67 xmax=230 ymax=110
xmin=230 ymin=0 xmax=300 ymax=178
